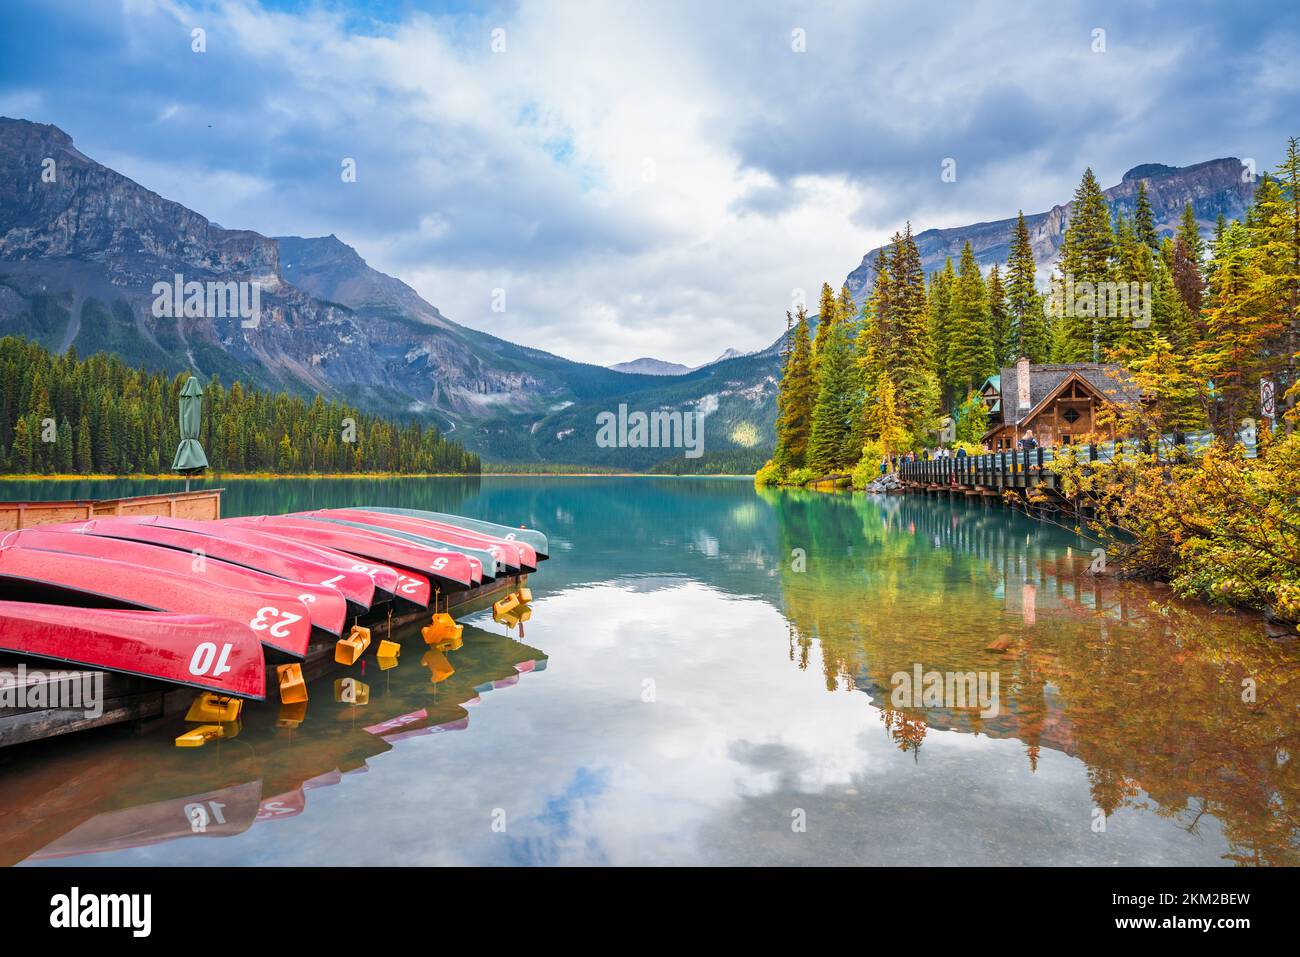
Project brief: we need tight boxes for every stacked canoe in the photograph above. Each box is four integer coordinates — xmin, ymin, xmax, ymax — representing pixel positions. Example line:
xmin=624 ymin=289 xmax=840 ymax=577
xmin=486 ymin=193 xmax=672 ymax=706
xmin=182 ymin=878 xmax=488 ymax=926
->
xmin=0 ymin=507 xmax=548 ymax=705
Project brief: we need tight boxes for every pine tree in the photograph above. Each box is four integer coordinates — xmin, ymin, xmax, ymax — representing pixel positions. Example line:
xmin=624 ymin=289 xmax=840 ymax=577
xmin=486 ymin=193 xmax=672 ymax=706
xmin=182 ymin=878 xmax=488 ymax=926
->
xmin=11 ymin=417 xmax=31 ymax=473
xmin=1134 ymin=179 xmax=1159 ymax=251
xmin=806 ymin=317 xmax=857 ymax=473
xmin=986 ymin=264 xmax=1010 ymax=367
xmin=56 ymin=416 xmax=73 ymax=472
xmin=859 ymin=247 xmax=892 ymax=384
xmin=1150 ymin=257 xmax=1194 ymax=352
xmin=812 ymin=282 xmax=838 ymax=363
xmin=1006 ymin=211 xmax=1048 ymax=362
xmin=1258 ymin=137 xmax=1300 ymax=429
xmin=884 ymin=224 xmax=938 ymax=443
xmin=927 ymin=258 xmax=955 ymax=388
xmin=946 ymin=242 xmax=995 ymax=395
xmin=1192 ymin=219 xmax=1280 ymax=439
xmin=774 ymin=305 xmax=816 ymax=468
xmin=1177 ymin=202 xmax=1204 ymax=264
xmin=1057 ymin=167 xmax=1116 ymax=360
xmin=836 ymin=284 xmax=857 ymax=332
xmin=867 ymin=372 xmax=907 ymax=457
xmin=1171 ymin=234 xmax=1206 ymax=320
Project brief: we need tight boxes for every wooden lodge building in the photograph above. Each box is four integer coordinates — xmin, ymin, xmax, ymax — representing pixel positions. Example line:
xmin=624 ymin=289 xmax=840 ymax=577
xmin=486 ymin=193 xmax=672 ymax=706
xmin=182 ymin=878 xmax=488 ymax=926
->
xmin=978 ymin=358 xmax=1141 ymax=451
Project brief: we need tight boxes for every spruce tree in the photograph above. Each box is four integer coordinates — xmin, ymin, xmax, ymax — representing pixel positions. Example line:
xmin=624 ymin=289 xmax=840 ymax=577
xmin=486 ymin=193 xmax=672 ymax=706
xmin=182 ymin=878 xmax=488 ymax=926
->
xmin=1006 ymin=211 xmax=1048 ymax=361
xmin=928 ymin=257 xmax=955 ymax=390
xmin=885 ymin=224 xmax=938 ymax=443
xmin=946 ymin=242 xmax=995 ymax=395
xmin=1058 ymin=167 xmax=1116 ymax=360
xmin=774 ymin=305 xmax=816 ymax=468
xmin=806 ymin=317 xmax=857 ymax=473
xmin=1177 ymin=202 xmax=1204 ymax=264
xmin=1134 ymin=179 xmax=1159 ymax=251
xmin=812 ymin=281 xmax=837 ymax=363
xmin=986 ymin=264 xmax=1010 ymax=367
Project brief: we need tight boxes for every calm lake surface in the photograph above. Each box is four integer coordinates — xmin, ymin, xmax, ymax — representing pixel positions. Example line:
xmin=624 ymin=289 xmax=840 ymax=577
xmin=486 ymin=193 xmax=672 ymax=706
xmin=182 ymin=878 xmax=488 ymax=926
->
xmin=1 ymin=476 xmax=1296 ymax=866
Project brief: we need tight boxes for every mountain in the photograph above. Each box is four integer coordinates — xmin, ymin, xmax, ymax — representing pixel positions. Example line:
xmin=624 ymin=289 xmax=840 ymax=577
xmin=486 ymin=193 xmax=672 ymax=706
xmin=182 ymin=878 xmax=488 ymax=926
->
xmin=608 ymin=357 xmax=692 ymax=376
xmin=844 ymin=158 xmax=1256 ymax=295
xmin=0 ymin=117 xmax=777 ymax=469
xmin=608 ymin=348 xmax=755 ymax=376
xmin=0 ymin=117 xmax=1262 ymax=470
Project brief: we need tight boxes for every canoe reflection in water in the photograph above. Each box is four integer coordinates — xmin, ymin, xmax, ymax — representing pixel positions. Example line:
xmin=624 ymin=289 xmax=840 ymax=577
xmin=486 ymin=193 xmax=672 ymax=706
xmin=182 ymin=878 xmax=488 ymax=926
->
xmin=6 ymin=620 xmax=546 ymax=865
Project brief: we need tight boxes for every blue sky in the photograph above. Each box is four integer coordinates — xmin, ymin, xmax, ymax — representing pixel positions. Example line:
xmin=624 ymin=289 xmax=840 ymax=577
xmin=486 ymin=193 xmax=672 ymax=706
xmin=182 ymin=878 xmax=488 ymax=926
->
xmin=2 ymin=0 xmax=1298 ymax=366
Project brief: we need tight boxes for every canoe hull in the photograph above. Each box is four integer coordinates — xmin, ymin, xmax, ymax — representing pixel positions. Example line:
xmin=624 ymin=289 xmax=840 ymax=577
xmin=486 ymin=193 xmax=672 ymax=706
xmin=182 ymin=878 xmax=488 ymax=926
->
xmin=0 ymin=601 xmax=265 ymax=699
xmin=0 ymin=546 xmax=313 ymax=657
xmin=0 ymin=528 xmax=347 ymax=637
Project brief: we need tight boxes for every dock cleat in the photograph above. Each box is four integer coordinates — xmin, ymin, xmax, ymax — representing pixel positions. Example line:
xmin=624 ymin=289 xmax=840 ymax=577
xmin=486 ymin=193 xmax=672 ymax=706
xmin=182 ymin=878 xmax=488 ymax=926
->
xmin=334 ymin=625 xmax=372 ymax=665
xmin=185 ymin=692 xmax=243 ymax=724
xmin=277 ymin=663 xmax=308 ymax=703
xmin=492 ymin=593 xmax=522 ymax=620
xmin=422 ymin=612 xmax=462 ymax=648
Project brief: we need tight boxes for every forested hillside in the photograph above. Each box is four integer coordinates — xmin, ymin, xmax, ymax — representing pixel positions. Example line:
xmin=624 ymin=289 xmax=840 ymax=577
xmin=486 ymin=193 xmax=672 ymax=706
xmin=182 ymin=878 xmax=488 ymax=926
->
xmin=0 ymin=336 xmax=480 ymax=475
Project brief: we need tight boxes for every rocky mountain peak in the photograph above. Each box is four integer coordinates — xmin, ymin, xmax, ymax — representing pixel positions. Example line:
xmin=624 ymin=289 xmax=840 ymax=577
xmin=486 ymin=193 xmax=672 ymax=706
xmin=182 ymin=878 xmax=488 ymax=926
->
xmin=844 ymin=156 xmax=1255 ymax=298
xmin=0 ymin=117 xmax=280 ymax=286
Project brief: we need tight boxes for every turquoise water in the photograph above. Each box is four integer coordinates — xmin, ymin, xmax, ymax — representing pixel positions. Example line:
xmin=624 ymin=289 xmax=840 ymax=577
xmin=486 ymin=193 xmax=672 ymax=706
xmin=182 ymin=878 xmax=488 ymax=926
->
xmin=1 ymin=477 xmax=1296 ymax=866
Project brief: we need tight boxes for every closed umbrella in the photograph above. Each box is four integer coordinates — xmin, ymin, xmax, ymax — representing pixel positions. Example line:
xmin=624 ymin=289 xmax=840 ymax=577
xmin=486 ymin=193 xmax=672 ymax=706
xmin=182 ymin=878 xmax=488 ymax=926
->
xmin=171 ymin=376 xmax=209 ymax=491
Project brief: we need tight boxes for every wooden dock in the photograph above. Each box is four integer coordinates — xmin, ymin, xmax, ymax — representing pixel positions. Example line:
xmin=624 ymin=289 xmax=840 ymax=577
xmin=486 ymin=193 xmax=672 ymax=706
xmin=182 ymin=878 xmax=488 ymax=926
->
xmin=0 ymin=571 xmax=528 ymax=749
xmin=0 ymin=488 xmax=534 ymax=749
xmin=0 ymin=489 xmax=222 ymax=530
xmin=897 ymin=447 xmax=1060 ymax=499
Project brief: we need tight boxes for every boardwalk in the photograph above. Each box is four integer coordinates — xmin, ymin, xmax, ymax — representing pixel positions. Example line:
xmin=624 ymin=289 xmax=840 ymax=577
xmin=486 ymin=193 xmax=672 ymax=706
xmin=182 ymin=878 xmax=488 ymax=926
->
xmin=896 ymin=429 xmax=1259 ymax=504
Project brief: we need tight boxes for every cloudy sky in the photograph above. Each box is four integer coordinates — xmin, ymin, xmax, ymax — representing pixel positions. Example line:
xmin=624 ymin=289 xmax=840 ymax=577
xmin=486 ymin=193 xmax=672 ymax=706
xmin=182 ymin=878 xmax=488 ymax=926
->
xmin=2 ymin=0 xmax=1298 ymax=366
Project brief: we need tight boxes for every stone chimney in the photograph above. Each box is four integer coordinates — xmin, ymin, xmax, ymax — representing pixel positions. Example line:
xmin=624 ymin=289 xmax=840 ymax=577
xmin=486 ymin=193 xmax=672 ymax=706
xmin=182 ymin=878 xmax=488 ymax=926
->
xmin=1016 ymin=357 xmax=1031 ymax=413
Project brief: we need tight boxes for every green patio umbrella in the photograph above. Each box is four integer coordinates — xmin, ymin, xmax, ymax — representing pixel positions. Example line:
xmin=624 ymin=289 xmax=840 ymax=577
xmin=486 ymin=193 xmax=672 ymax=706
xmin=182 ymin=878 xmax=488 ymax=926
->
xmin=171 ymin=376 xmax=209 ymax=490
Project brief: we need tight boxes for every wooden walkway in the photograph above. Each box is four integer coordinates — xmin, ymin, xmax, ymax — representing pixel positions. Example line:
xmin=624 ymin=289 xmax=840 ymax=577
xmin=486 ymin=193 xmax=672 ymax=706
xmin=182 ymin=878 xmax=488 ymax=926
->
xmin=896 ymin=429 xmax=1259 ymax=501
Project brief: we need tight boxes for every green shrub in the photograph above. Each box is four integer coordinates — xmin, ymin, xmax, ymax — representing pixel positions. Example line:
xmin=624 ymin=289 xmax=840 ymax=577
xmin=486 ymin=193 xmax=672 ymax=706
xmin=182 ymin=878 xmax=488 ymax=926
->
xmin=786 ymin=466 xmax=814 ymax=487
xmin=754 ymin=459 xmax=784 ymax=487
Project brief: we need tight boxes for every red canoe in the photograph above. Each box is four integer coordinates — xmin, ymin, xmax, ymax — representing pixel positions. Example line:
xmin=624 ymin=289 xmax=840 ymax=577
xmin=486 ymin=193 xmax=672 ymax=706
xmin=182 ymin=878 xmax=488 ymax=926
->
xmin=0 ymin=546 xmax=313 ymax=657
xmin=211 ymin=525 xmax=426 ymax=607
xmin=70 ymin=518 xmax=377 ymax=610
xmin=134 ymin=516 xmax=402 ymax=599
xmin=225 ymin=515 xmax=475 ymax=592
xmin=0 ymin=601 xmax=265 ymax=699
xmin=306 ymin=508 xmax=537 ymax=571
xmin=0 ymin=528 xmax=348 ymax=637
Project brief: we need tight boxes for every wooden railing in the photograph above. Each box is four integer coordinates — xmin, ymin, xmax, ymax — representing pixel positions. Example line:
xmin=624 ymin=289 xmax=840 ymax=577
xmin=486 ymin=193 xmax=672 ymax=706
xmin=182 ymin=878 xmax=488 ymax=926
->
xmin=896 ymin=429 xmax=1258 ymax=493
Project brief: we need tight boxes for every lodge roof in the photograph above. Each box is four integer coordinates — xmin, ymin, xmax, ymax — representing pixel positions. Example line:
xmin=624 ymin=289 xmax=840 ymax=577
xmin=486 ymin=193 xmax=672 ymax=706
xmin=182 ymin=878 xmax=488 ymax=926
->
xmin=998 ymin=362 xmax=1141 ymax=429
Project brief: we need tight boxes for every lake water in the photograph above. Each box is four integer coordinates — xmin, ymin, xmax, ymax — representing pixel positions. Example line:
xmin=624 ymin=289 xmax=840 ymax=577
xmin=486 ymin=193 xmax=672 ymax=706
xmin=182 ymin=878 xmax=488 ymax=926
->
xmin=1 ymin=476 xmax=1296 ymax=866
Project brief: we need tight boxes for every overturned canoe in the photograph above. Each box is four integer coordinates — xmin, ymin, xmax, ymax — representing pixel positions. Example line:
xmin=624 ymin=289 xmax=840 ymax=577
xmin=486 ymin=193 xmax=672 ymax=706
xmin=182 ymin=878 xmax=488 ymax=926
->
xmin=225 ymin=515 xmax=478 ymax=592
xmin=296 ymin=512 xmax=511 ymax=576
xmin=133 ymin=516 xmax=402 ymax=601
xmin=0 ymin=527 xmax=348 ymax=637
xmin=306 ymin=508 xmax=538 ymax=572
xmin=365 ymin=506 xmax=549 ymax=560
xmin=0 ymin=546 xmax=314 ymax=657
xmin=72 ymin=518 xmax=377 ymax=611
xmin=0 ymin=601 xmax=265 ymax=699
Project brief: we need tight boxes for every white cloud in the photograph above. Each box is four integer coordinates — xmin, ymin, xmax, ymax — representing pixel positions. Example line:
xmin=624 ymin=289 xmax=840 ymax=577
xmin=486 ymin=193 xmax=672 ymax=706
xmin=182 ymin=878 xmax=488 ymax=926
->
xmin=9 ymin=0 xmax=1298 ymax=366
